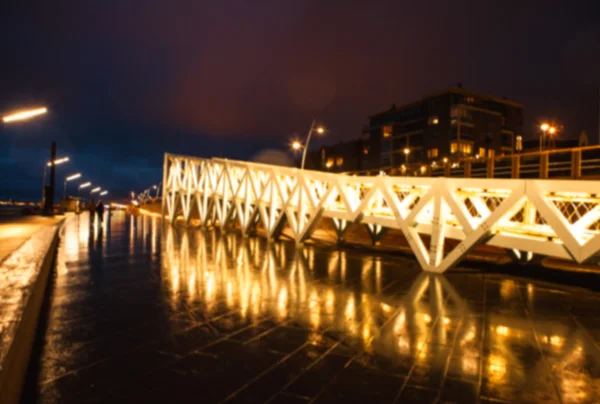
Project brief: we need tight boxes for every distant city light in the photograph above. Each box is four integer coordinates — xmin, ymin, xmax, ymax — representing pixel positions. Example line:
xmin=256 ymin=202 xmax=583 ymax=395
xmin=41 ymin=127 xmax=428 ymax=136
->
xmin=2 ymin=107 xmax=47 ymax=123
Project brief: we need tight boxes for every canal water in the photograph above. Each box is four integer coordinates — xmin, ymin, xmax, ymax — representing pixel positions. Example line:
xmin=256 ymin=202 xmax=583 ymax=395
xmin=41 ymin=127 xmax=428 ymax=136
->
xmin=22 ymin=211 xmax=600 ymax=403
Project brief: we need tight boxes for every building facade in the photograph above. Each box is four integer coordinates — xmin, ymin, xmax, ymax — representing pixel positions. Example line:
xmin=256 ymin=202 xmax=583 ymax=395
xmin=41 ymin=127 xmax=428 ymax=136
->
xmin=304 ymin=139 xmax=368 ymax=173
xmin=362 ymin=86 xmax=524 ymax=171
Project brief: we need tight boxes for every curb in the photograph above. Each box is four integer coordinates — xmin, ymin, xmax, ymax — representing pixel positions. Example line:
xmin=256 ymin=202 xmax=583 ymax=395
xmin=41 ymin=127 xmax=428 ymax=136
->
xmin=0 ymin=220 xmax=64 ymax=404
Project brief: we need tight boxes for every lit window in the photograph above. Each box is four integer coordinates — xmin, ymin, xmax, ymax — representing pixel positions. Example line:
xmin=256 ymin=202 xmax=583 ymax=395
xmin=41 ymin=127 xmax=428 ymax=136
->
xmin=466 ymin=97 xmax=475 ymax=104
xmin=427 ymin=148 xmax=438 ymax=158
xmin=326 ymin=158 xmax=334 ymax=167
xmin=383 ymin=125 xmax=392 ymax=138
xmin=488 ymin=149 xmax=495 ymax=159
xmin=463 ymin=143 xmax=472 ymax=155
xmin=479 ymin=147 xmax=486 ymax=157
xmin=450 ymin=142 xmax=458 ymax=154
xmin=336 ymin=157 xmax=344 ymax=166
xmin=428 ymin=116 xmax=439 ymax=125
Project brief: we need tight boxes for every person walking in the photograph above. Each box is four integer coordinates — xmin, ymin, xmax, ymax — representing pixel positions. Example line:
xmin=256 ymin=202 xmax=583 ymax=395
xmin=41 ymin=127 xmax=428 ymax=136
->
xmin=96 ymin=200 xmax=105 ymax=223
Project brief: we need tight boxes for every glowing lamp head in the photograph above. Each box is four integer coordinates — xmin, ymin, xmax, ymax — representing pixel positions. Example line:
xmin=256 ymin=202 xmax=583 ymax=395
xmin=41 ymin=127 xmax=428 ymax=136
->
xmin=47 ymin=157 xmax=69 ymax=167
xmin=325 ymin=161 xmax=333 ymax=168
xmin=66 ymin=173 xmax=81 ymax=182
xmin=443 ymin=157 xmax=448 ymax=163
xmin=540 ymin=123 xmax=549 ymax=132
xmin=91 ymin=187 xmax=101 ymax=193
xmin=79 ymin=182 xmax=91 ymax=189
xmin=316 ymin=126 xmax=325 ymax=135
xmin=100 ymin=191 xmax=108 ymax=196
xmin=2 ymin=107 xmax=48 ymax=123
xmin=291 ymin=140 xmax=302 ymax=151
xmin=548 ymin=126 xmax=556 ymax=134
xmin=403 ymin=148 xmax=410 ymax=155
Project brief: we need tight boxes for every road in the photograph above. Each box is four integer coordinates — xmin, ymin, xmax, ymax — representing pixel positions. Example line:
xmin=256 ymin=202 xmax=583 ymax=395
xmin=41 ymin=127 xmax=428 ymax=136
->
xmin=20 ymin=211 xmax=600 ymax=403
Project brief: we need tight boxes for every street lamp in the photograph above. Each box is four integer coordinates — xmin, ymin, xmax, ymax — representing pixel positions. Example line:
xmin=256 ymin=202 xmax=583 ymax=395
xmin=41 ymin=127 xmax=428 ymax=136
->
xmin=2 ymin=107 xmax=48 ymax=123
xmin=100 ymin=191 xmax=108 ymax=196
xmin=296 ymin=119 xmax=326 ymax=170
xmin=403 ymin=148 xmax=410 ymax=163
xmin=91 ymin=187 xmax=101 ymax=194
xmin=42 ymin=156 xmax=69 ymax=204
xmin=540 ymin=122 xmax=558 ymax=151
xmin=540 ymin=123 xmax=549 ymax=151
xmin=63 ymin=173 xmax=82 ymax=200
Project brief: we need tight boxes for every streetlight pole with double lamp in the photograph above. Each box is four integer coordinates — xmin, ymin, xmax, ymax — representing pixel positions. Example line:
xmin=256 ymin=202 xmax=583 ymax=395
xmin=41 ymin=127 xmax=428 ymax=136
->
xmin=291 ymin=119 xmax=326 ymax=170
xmin=63 ymin=173 xmax=82 ymax=200
xmin=42 ymin=155 xmax=69 ymax=215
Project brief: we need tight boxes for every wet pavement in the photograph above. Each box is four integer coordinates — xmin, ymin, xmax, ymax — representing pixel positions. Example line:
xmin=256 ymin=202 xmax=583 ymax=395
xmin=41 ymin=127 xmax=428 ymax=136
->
xmin=22 ymin=211 xmax=600 ymax=403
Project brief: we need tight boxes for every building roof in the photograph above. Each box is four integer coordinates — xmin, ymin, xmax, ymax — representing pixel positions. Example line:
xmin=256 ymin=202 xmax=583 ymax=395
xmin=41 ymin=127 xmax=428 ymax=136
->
xmin=369 ymin=86 xmax=523 ymax=120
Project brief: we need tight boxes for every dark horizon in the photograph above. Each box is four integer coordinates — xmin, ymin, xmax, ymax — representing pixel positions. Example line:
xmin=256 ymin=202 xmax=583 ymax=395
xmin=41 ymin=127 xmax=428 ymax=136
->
xmin=1 ymin=1 xmax=599 ymax=200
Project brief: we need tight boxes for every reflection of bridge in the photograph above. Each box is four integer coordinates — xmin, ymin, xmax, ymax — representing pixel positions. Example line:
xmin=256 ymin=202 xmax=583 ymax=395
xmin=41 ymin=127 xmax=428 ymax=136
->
xmin=162 ymin=227 xmax=599 ymax=401
xmin=162 ymin=154 xmax=600 ymax=272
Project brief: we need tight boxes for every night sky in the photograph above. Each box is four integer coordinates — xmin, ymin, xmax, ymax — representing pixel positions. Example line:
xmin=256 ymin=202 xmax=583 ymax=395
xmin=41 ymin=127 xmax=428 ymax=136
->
xmin=1 ymin=1 xmax=599 ymax=200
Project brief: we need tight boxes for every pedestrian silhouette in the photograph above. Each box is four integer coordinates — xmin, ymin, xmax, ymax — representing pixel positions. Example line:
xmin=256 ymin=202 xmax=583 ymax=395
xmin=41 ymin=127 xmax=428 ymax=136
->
xmin=96 ymin=201 xmax=105 ymax=223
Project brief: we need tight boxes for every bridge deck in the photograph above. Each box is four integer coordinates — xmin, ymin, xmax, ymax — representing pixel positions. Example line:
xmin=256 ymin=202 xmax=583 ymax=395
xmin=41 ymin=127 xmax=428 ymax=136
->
xmin=23 ymin=212 xmax=600 ymax=403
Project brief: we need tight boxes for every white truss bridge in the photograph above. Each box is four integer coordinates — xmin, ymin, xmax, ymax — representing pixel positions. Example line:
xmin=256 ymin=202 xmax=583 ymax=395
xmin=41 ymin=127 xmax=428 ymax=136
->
xmin=162 ymin=153 xmax=600 ymax=273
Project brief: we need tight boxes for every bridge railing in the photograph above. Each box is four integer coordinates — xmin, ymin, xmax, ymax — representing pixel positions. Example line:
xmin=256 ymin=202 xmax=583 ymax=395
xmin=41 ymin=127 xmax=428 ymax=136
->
xmin=348 ymin=145 xmax=600 ymax=180
xmin=162 ymin=152 xmax=600 ymax=273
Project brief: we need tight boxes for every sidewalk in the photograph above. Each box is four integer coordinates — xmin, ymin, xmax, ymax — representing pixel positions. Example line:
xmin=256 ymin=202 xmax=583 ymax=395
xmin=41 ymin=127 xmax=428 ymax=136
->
xmin=0 ymin=216 xmax=63 ymax=264
xmin=0 ymin=214 xmax=64 ymax=404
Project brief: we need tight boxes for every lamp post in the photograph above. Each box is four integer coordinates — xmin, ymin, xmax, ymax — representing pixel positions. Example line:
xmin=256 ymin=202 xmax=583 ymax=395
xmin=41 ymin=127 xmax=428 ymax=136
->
xmin=540 ymin=123 xmax=549 ymax=152
xmin=78 ymin=181 xmax=91 ymax=196
xmin=42 ymin=156 xmax=69 ymax=200
xmin=294 ymin=119 xmax=326 ymax=170
xmin=63 ymin=173 xmax=82 ymax=200
xmin=1 ymin=105 xmax=50 ymax=212
xmin=403 ymin=147 xmax=410 ymax=163
xmin=42 ymin=153 xmax=69 ymax=216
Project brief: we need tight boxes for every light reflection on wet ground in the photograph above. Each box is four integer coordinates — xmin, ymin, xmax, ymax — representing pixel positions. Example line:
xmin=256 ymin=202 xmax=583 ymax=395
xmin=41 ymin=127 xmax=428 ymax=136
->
xmin=23 ymin=212 xmax=600 ymax=403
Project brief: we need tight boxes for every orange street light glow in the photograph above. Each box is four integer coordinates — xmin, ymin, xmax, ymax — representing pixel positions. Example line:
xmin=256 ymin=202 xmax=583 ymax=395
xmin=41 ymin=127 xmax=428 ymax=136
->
xmin=549 ymin=126 xmax=556 ymax=134
xmin=47 ymin=157 xmax=70 ymax=166
xmin=316 ymin=126 xmax=325 ymax=134
xmin=403 ymin=148 xmax=410 ymax=155
xmin=540 ymin=123 xmax=549 ymax=132
xmin=66 ymin=173 xmax=82 ymax=181
xmin=291 ymin=140 xmax=302 ymax=151
xmin=2 ymin=107 xmax=48 ymax=123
